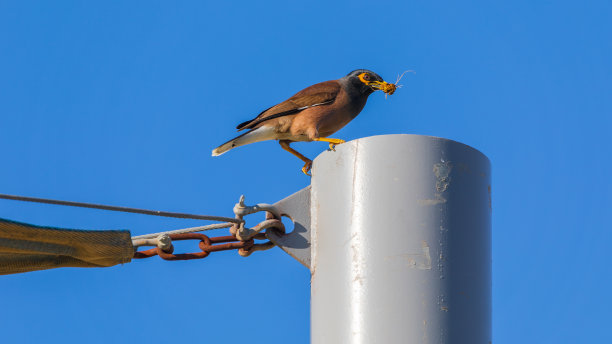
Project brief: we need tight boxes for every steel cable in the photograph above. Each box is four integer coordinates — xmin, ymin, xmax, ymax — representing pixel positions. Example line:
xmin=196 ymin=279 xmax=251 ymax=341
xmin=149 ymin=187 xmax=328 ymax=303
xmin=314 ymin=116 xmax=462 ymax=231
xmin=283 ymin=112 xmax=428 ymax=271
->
xmin=0 ymin=193 xmax=241 ymax=223
xmin=131 ymin=222 xmax=234 ymax=240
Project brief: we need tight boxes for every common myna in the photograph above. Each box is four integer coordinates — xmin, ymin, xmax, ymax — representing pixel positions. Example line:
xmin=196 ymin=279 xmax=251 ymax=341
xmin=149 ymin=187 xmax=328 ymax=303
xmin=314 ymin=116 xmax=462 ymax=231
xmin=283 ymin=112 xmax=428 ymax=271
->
xmin=212 ymin=69 xmax=396 ymax=175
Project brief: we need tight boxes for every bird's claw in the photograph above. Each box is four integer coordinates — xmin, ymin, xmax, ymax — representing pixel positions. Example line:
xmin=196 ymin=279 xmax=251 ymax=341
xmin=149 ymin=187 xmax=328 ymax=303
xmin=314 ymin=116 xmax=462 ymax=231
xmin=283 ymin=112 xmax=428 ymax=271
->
xmin=301 ymin=161 xmax=313 ymax=176
xmin=327 ymin=139 xmax=345 ymax=151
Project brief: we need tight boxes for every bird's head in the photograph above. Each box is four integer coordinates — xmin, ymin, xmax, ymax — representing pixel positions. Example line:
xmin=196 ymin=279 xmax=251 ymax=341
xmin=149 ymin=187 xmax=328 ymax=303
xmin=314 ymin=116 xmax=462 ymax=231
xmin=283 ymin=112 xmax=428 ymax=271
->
xmin=345 ymin=69 xmax=396 ymax=96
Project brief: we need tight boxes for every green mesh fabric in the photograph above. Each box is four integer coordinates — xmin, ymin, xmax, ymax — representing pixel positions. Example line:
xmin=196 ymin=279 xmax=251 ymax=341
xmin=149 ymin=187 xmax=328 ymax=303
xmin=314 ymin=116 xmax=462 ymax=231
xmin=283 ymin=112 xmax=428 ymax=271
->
xmin=0 ymin=218 xmax=133 ymax=275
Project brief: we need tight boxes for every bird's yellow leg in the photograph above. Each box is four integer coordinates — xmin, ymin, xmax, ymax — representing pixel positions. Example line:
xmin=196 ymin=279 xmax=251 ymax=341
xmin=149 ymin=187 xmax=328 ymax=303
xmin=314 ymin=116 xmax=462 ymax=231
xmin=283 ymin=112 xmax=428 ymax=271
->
xmin=279 ymin=140 xmax=313 ymax=176
xmin=314 ymin=137 xmax=346 ymax=151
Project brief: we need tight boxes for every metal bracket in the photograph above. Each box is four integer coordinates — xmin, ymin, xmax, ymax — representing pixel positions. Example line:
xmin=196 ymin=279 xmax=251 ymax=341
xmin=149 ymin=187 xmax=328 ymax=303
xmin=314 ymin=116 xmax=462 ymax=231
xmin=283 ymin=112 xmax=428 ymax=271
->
xmin=267 ymin=186 xmax=311 ymax=269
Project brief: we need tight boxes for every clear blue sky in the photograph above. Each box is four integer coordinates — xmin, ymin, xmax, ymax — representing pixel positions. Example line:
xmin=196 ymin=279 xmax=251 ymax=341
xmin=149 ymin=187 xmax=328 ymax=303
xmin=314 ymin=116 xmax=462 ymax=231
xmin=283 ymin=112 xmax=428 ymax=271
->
xmin=1 ymin=1 xmax=610 ymax=343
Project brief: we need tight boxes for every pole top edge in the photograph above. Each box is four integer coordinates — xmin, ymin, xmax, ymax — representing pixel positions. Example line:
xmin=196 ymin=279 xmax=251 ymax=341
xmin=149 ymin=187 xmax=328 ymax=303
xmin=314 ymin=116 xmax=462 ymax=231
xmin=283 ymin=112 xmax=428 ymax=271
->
xmin=318 ymin=134 xmax=491 ymax=165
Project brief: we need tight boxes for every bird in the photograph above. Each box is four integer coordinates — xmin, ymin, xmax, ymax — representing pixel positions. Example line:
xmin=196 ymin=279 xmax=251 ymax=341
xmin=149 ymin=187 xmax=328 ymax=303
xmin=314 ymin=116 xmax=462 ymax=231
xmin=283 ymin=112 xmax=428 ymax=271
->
xmin=212 ymin=69 xmax=396 ymax=175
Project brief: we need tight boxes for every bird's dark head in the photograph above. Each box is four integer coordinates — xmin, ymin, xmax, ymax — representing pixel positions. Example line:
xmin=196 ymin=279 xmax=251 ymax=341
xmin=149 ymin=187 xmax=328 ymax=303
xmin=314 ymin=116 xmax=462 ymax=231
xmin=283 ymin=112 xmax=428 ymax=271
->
xmin=344 ymin=69 xmax=396 ymax=96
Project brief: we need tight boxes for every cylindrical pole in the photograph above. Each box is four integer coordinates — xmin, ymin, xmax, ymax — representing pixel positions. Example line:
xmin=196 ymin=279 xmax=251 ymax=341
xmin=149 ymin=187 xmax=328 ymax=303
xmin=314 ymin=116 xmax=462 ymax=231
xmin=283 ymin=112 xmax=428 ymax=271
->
xmin=310 ymin=134 xmax=491 ymax=344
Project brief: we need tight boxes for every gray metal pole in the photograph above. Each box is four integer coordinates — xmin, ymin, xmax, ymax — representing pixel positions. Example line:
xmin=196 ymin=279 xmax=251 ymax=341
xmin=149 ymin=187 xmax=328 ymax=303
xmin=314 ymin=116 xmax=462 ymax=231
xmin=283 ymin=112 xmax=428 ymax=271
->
xmin=310 ymin=134 xmax=491 ymax=344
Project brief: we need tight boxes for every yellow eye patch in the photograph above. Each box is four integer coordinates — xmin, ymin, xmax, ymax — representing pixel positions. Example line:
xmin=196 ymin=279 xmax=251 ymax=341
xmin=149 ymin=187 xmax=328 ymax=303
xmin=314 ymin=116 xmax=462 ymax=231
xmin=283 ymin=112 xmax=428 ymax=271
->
xmin=358 ymin=72 xmax=371 ymax=84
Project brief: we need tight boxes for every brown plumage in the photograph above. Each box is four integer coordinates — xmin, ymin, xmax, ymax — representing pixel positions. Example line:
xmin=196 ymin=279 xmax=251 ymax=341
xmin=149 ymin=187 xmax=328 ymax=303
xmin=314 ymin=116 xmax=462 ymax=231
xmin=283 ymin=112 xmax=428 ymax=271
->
xmin=212 ymin=69 xmax=395 ymax=175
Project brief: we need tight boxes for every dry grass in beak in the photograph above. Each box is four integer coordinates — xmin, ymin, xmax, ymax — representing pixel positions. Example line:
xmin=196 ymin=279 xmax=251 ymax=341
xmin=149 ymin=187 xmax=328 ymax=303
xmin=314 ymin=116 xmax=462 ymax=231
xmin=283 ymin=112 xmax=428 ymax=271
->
xmin=384 ymin=70 xmax=415 ymax=99
xmin=382 ymin=82 xmax=397 ymax=95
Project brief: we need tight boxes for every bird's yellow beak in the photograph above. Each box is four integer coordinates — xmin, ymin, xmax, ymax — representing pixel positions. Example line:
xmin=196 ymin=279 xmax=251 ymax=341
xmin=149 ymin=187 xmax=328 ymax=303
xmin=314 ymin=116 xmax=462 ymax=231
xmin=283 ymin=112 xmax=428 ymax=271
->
xmin=357 ymin=73 xmax=396 ymax=95
xmin=369 ymin=81 xmax=397 ymax=95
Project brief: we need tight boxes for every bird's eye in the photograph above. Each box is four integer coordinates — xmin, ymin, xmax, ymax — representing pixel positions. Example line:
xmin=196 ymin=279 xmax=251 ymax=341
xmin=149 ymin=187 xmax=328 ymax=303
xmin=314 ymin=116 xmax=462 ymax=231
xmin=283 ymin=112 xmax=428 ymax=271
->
xmin=363 ymin=74 xmax=370 ymax=81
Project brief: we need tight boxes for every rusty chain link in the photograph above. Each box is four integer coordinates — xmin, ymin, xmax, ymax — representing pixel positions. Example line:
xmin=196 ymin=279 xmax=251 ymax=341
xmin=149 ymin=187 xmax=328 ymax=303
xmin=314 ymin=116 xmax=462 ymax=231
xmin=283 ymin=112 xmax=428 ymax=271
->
xmin=132 ymin=195 xmax=285 ymax=260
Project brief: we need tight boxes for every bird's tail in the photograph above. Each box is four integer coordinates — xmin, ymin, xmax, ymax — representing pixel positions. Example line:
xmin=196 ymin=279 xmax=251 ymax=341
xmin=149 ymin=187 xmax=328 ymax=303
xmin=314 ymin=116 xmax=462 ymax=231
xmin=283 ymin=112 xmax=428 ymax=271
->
xmin=212 ymin=126 xmax=277 ymax=156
